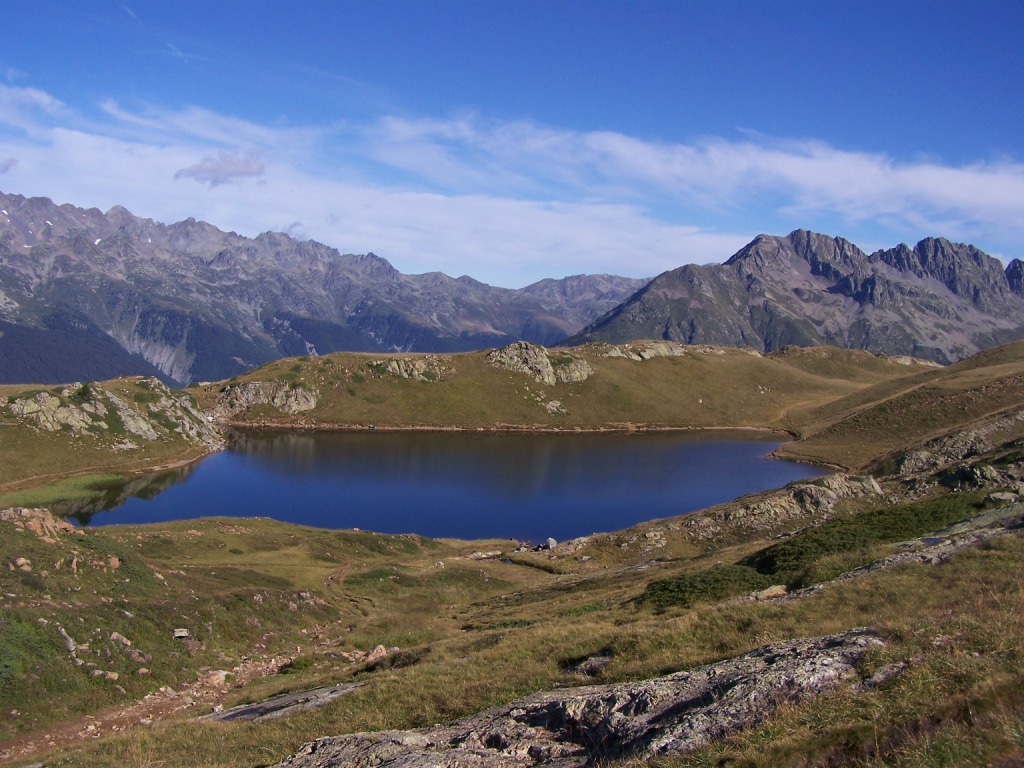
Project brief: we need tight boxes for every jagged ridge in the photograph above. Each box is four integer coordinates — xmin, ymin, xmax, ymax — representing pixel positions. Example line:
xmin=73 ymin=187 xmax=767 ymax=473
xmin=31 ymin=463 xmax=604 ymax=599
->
xmin=0 ymin=192 xmax=645 ymax=385
xmin=567 ymin=230 xmax=1024 ymax=363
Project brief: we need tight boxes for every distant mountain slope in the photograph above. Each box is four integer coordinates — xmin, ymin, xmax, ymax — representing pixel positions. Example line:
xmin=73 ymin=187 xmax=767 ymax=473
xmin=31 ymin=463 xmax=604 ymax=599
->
xmin=565 ymin=230 xmax=1024 ymax=363
xmin=0 ymin=192 xmax=646 ymax=385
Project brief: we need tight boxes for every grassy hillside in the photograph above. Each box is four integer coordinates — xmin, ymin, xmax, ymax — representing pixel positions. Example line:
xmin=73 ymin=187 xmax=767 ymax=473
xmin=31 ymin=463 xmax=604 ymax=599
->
xmin=0 ymin=378 xmax=217 ymax=498
xmin=190 ymin=342 xmax=928 ymax=433
xmin=2 ymin=469 xmax=1022 ymax=765
xmin=2 ymin=341 xmax=1024 ymax=766
xmin=777 ymin=340 xmax=1024 ymax=469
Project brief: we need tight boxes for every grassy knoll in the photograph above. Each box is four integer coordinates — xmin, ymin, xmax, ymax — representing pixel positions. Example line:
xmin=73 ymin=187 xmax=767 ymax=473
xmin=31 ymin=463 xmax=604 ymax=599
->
xmin=776 ymin=340 xmax=1024 ymax=469
xmin=191 ymin=343 xmax=929 ymax=434
xmin=0 ymin=473 xmax=124 ymax=509
xmin=0 ymin=377 xmax=215 ymax=493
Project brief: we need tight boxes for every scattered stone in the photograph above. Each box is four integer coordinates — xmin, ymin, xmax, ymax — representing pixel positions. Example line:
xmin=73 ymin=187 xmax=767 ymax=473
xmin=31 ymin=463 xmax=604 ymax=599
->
xmin=173 ymin=628 xmax=191 ymax=639
xmin=203 ymin=670 xmax=230 ymax=687
xmin=367 ymin=356 xmax=453 ymax=382
xmin=56 ymin=625 xmax=77 ymax=655
xmin=365 ymin=645 xmax=388 ymax=664
xmin=986 ymin=491 xmax=1018 ymax=504
xmin=752 ymin=585 xmax=789 ymax=600
xmin=571 ymin=655 xmax=612 ymax=677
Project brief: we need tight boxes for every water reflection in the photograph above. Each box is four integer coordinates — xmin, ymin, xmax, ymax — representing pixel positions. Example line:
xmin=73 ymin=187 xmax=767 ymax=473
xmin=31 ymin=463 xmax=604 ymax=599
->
xmin=55 ymin=463 xmax=200 ymax=524
xmin=78 ymin=429 xmax=825 ymax=541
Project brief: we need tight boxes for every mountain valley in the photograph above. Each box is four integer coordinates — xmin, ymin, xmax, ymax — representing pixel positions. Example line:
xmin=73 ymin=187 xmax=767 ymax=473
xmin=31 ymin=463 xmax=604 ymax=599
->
xmin=3 ymin=190 xmax=1024 ymax=767
xmin=1 ymin=339 xmax=1024 ymax=766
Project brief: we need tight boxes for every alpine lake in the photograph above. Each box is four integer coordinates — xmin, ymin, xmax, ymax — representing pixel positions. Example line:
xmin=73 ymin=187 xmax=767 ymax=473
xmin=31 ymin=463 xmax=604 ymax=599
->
xmin=60 ymin=430 xmax=825 ymax=543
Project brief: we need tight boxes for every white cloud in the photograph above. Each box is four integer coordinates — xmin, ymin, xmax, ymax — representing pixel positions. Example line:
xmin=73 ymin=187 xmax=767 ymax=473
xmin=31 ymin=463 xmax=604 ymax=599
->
xmin=1 ymin=83 xmax=1022 ymax=286
xmin=174 ymin=149 xmax=265 ymax=187
xmin=0 ymin=82 xmax=71 ymax=133
xmin=361 ymin=117 xmax=1024 ymax=240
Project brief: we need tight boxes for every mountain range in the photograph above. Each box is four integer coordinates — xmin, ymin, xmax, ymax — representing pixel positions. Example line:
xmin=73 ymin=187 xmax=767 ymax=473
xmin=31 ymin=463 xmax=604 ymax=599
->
xmin=2 ymin=190 xmax=1023 ymax=385
xmin=0 ymin=192 xmax=645 ymax=385
xmin=567 ymin=229 xmax=1024 ymax=363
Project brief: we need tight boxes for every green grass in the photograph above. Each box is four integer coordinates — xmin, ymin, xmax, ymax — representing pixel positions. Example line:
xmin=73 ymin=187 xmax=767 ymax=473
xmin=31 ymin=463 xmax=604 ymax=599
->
xmin=31 ymin=530 xmax=1024 ymax=768
xmin=639 ymin=564 xmax=773 ymax=611
xmin=639 ymin=491 xmax=989 ymax=611
xmin=740 ymin=491 xmax=987 ymax=585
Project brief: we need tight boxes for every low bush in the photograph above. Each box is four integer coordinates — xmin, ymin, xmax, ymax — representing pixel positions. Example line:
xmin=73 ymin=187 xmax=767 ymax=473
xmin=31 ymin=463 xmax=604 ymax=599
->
xmin=740 ymin=493 xmax=985 ymax=585
xmin=639 ymin=564 xmax=771 ymax=611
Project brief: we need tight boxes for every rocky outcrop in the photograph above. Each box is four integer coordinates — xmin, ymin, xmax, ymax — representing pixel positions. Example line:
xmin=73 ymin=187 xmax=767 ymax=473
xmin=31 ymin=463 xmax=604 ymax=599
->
xmin=486 ymin=342 xmax=594 ymax=385
xmin=603 ymin=340 xmax=690 ymax=360
xmin=4 ymin=378 xmax=220 ymax=447
xmin=212 ymin=381 xmax=318 ymax=419
xmin=274 ymin=629 xmax=882 ymax=768
xmin=898 ymin=409 xmax=1024 ymax=476
xmin=369 ymin=356 xmax=453 ymax=382
xmin=0 ymin=507 xmax=83 ymax=543
xmin=633 ymin=474 xmax=885 ymax=547
xmin=821 ymin=504 xmax=1024 ymax=582
xmin=201 ymin=683 xmax=367 ymax=723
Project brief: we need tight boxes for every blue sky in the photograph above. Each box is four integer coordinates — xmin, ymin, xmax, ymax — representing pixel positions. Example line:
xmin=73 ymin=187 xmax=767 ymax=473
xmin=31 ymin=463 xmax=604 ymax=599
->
xmin=2 ymin=1 xmax=1023 ymax=287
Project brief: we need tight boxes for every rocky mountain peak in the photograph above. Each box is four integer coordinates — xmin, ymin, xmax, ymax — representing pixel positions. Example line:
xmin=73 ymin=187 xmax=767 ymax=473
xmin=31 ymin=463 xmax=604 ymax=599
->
xmin=871 ymin=237 xmax=1013 ymax=311
xmin=1006 ymin=259 xmax=1024 ymax=296
xmin=568 ymin=230 xmax=1024 ymax=364
xmin=0 ymin=191 xmax=644 ymax=385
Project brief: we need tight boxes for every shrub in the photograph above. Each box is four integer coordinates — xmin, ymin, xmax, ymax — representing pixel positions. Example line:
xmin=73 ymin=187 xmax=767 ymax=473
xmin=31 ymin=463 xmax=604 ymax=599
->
xmin=639 ymin=565 xmax=771 ymax=611
xmin=740 ymin=493 xmax=985 ymax=585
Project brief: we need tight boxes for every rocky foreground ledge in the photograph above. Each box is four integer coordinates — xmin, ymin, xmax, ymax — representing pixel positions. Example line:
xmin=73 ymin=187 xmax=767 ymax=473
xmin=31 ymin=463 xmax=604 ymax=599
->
xmin=275 ymin=629 xmax=883 ymax=768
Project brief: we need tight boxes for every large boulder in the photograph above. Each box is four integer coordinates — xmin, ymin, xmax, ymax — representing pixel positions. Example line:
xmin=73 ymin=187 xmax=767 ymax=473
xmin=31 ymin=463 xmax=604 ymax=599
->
xmin=213 ymin=381 xmax=318 ymax=419
xmin=486 ymin=342 xmax=593 ymax=385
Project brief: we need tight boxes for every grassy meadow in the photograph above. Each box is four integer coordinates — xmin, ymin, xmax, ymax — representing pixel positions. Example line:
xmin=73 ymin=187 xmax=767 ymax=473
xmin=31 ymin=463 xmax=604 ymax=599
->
xmin=2 ymin=340 xmax=1024 ymax=766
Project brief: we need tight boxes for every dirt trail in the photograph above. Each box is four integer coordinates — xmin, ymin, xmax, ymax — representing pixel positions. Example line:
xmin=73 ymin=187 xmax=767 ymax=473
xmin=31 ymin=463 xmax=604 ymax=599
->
xmin=0 ymin=650 xmax=295 ymax=764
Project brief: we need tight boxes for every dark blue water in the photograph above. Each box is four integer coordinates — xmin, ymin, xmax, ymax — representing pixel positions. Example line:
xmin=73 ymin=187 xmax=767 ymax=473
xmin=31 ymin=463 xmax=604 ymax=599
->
xmin=79 ymin=430 xmax=824 ymax=542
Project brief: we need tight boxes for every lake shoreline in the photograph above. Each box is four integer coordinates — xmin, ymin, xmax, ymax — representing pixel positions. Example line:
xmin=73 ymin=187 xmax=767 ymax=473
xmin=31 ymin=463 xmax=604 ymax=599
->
xmin=217 ymin=417 xmax=797 ymax=439
xmin=80 ymin=429 xmax=827 ymax=539
xmin=4 ymin=421 xmax=815 ymax=519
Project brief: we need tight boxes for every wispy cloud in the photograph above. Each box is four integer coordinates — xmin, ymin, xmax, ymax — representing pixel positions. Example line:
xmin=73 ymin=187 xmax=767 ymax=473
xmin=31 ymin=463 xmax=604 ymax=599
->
xmin=0 ymin=158 xmax=16 ymax=174
xmin=164 ymin=42 xmax=206 ymax=63
xmin=174 ymin=149 xmax=265 ymax=187
xmin=362 ymin=116 xmax=1024 ymax=241
xmin=0 ymin=83 xmax=1021 ymax=285
xmin=4 ymin=67 xmax=28 ymax=84
xmin=0 ymin=82 xmax=70 ymax=132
